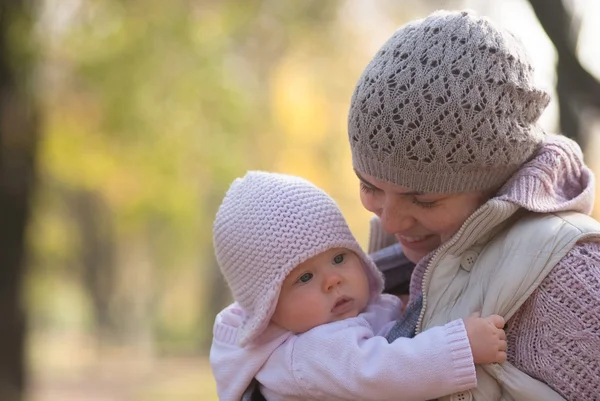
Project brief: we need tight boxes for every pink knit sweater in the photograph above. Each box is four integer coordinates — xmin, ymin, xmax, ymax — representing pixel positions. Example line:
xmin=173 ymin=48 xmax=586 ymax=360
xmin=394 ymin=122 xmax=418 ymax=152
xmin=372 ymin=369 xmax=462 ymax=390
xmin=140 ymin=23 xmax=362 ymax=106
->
xmin=406 ymin=135 xmax=600 ymax=400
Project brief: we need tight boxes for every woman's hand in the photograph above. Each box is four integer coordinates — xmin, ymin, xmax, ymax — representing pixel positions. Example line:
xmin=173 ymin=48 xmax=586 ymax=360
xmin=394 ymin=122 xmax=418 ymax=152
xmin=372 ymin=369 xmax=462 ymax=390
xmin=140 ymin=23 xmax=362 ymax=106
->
xmin=463 ymin=312 xmax=507 ymax=364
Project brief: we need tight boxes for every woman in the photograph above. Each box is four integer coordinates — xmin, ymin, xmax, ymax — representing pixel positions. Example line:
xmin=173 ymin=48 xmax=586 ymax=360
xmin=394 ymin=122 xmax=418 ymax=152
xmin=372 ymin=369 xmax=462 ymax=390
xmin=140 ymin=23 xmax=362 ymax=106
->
xmin=350 ymin=10 xmax=600 ymax=401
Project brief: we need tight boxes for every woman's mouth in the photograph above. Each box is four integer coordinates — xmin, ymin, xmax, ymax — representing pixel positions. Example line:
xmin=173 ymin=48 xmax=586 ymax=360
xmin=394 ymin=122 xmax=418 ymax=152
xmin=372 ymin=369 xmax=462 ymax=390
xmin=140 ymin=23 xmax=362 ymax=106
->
xmin=397 ymin=234 xmax=436 ymax=250
xmin=398 ymin=235 xmax=429 ymax=243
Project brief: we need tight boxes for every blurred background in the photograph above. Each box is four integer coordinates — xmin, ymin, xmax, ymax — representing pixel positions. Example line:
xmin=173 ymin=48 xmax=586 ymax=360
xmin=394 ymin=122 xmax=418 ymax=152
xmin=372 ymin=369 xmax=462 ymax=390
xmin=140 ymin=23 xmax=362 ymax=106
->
xmin=1 ymin=0 xmax=600 ymax=400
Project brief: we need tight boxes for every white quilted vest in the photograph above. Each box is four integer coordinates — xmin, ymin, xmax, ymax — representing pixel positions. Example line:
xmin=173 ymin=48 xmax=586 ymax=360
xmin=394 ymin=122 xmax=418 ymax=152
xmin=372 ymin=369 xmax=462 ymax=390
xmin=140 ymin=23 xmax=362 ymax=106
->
xmin=416 ymin=200 xmax=600 ymax=401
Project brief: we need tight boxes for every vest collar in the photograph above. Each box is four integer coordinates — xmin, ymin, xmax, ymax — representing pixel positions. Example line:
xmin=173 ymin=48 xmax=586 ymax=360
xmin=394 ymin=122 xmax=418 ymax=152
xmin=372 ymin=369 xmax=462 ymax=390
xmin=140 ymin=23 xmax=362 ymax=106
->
xmin=446 ymin=199 xmax=521 ymax=257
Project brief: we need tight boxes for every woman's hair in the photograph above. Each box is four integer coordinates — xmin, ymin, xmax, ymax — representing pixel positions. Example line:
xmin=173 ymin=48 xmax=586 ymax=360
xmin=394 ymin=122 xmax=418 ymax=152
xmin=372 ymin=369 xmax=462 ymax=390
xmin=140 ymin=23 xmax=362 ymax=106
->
xmin=348 ymin=10 xmax=550 ymax=194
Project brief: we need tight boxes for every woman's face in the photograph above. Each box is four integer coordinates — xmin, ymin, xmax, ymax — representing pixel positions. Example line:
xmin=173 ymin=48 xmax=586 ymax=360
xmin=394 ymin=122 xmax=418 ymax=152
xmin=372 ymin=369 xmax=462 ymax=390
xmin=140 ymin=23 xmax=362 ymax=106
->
xmin=356 ymin=171 xmax=491 ymax=264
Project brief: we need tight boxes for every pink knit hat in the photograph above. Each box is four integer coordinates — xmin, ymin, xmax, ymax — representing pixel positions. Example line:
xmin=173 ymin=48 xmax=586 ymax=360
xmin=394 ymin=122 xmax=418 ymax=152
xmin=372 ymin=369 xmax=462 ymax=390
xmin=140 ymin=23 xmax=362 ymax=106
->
xmin=213 ymin=171 xmax=384 ymax=346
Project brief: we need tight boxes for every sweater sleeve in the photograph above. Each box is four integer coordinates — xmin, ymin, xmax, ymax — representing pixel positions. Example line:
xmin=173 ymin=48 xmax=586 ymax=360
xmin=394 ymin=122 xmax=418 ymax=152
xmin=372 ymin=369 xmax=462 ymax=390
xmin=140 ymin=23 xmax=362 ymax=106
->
xmin=506 ymin=241 xmax=600 ymax=401
xmin=264 ymin=317 xmax=476 ymax=400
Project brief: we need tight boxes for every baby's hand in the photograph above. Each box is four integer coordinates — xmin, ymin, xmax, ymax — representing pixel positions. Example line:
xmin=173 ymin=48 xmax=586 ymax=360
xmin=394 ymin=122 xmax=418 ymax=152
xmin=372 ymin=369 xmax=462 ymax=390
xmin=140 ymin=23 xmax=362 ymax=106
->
xmin=463 ymin=312 xmax=507 ymax=364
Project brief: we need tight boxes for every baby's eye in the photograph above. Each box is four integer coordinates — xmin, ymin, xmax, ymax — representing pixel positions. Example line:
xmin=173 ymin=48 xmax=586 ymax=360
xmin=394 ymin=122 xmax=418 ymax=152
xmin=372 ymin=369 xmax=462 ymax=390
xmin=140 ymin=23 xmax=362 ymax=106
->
xmin=297 ymin=273 xmax=313 ymax=283
xmin=332 ymin=253 xmax=345 ymax=264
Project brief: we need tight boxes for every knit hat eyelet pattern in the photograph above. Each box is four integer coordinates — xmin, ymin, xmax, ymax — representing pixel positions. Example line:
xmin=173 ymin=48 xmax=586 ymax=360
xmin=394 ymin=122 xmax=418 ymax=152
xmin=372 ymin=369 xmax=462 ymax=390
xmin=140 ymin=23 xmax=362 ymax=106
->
xmin=213 ymin=171 xmax=384 ymax=346
xmin=348 ymin=10 xmax=551 ymax=194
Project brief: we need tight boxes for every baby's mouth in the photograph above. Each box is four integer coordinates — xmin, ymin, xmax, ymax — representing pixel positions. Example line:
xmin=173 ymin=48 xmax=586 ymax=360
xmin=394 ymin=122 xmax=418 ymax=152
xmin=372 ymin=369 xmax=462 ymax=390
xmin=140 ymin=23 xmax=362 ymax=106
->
xmin=331 ymin=296 xmax=353 ymax=314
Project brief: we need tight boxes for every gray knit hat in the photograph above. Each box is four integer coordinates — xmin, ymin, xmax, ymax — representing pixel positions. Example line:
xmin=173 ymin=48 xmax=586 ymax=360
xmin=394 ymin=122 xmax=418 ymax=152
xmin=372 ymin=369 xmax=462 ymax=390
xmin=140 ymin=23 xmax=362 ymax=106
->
xmin=213 ymin=171 xmax=384 ymax=346
xmin=348 ymin=10 xmax=550 ymax=193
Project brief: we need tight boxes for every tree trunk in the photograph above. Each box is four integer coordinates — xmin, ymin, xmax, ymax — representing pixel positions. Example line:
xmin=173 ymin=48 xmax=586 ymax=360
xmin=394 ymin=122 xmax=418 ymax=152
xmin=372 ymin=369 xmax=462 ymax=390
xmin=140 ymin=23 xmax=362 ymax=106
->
xmin=528 ymin=0 xmax=600 ymax=147
xmin=69 ymin=189 xmax=117 ymax=343
xmin=0 ymin=1 xmax=39 ymax=400
xmin=200 ymin=191 xmax=232 ymax=350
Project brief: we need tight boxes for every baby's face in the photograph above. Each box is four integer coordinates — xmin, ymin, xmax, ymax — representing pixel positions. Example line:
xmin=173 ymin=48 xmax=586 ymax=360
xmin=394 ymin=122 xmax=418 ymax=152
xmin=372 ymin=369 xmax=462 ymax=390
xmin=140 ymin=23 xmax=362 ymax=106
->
xmin=270 ymin=248 xmax=370 ymax=334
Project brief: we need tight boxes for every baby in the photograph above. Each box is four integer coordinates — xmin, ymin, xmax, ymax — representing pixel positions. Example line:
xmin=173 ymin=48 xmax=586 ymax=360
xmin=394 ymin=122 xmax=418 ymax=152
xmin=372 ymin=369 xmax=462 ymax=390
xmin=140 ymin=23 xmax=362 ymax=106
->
xmin=210 ymin=171 xmax=506 ymax=401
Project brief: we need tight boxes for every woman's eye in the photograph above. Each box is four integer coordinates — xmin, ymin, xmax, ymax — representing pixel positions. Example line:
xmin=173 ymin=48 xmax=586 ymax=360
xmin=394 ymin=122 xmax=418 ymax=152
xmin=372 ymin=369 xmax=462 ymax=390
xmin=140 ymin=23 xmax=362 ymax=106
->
xmin=332 ymin=254 xmax=345 ymax=264
xmin=297 ymin=273 xmax=313 ymax=283
xmin=359 ymin=182 xmax=377 ymax=194
xmin=411 ymin=197 xmax=437 ymax=208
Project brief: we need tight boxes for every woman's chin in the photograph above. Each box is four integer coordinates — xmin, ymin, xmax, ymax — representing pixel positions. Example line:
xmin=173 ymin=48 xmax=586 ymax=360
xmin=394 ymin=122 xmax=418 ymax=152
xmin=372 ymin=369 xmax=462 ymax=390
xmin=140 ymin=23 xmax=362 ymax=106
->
xmin=397 ymin=235 xmax=439 ymax=263
xmin=403 ymin=248 xmax=425 ymax=264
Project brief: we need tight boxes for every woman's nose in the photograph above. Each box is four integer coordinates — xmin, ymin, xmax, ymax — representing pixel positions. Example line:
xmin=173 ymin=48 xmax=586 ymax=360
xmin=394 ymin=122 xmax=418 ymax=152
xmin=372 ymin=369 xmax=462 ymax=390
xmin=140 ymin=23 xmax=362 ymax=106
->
xmin=379 ymin=201 xmax=415 ymax=234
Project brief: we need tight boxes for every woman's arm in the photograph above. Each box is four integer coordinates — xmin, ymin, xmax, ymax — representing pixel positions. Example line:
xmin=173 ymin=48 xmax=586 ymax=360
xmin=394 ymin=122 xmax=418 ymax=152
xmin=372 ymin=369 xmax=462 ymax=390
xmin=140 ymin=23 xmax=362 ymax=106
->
xmin=370 ymin=243 xmax=415 ymax=297
xmin=506 ymin=241 xmax=600 ymax=401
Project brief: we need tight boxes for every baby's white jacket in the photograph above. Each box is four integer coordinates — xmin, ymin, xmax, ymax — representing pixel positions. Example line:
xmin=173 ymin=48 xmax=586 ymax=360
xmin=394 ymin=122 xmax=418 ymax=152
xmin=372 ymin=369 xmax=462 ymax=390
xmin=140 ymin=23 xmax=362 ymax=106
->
xmin=210 ymin=294 xmax=476 ymax=401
